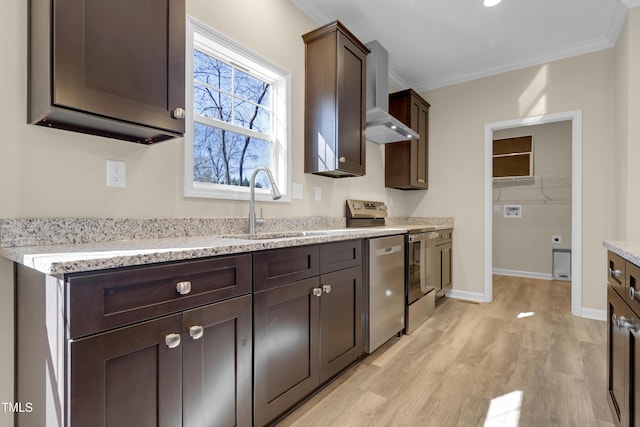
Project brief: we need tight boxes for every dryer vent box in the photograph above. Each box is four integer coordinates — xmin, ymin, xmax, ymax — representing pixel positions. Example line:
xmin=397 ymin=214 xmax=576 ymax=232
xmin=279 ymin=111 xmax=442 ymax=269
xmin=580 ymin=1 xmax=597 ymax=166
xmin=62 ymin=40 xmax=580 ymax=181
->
xmin=552 ymin=248 xmax=571 ymax=281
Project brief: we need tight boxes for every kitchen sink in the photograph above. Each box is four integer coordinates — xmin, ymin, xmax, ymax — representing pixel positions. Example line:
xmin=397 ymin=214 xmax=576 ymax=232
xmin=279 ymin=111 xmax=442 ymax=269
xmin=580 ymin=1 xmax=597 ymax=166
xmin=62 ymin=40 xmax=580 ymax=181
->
xmin=220 ymin=229 xmax=364 ymax=240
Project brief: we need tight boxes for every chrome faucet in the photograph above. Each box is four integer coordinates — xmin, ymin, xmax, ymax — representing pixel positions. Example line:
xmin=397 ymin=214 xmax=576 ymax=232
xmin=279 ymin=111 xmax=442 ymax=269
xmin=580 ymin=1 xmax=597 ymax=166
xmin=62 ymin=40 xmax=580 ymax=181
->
xmin=249 ymin=166 xmax=281 ymax=234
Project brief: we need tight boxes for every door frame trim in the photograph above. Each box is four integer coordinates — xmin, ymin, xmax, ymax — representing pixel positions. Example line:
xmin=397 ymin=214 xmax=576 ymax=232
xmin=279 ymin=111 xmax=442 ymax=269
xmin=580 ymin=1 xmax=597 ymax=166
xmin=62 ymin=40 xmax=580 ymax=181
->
xmin=483 ymin=110 xmax=583 ymax=317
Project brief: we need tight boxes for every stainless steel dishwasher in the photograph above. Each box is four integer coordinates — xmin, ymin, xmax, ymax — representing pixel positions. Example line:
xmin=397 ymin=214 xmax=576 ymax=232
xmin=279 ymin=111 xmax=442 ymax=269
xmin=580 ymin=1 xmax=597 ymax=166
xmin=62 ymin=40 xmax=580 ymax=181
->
xmin=365 ymin=234 xmax=405 ymax=353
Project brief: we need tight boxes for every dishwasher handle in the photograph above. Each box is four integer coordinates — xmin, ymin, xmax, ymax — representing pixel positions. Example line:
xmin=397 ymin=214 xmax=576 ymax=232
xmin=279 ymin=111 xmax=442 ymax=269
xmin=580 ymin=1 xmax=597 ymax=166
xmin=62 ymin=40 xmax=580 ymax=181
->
xmin=374 ymin=244 xmax=403 ymax=257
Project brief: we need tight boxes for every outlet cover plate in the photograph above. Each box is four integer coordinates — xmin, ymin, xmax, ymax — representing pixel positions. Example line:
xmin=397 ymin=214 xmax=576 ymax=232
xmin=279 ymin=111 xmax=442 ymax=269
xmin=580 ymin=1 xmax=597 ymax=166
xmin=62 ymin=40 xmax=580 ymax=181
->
xmin=106 ymin=160 xmax=126 ymax=188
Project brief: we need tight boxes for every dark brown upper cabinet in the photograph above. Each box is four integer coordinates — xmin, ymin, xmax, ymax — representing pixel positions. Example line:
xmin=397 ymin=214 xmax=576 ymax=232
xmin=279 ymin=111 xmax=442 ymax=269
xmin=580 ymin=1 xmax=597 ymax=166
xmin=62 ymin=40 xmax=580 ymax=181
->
xmin=385 ymin=89 xmax=430 ymax=190
xmin=302 ymin=21 xmax=369 ymax=177
xmin=492 ymin=135 xmax=533 ymax=178
xmin=28 ymin=0 xmax=186 ymax=144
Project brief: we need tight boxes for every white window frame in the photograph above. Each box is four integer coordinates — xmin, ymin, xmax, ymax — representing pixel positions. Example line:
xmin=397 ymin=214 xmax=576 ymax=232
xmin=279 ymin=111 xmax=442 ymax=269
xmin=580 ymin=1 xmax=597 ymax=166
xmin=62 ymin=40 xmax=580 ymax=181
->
xmin=184 ymin=17 xmax=292 ymax=202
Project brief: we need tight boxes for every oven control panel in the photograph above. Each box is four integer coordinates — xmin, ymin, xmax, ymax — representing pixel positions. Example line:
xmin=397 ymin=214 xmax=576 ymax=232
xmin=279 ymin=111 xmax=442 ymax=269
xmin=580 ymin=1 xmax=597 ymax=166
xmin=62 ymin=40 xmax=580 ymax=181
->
xmin=346 ymin=199 xmax=388 ymax=219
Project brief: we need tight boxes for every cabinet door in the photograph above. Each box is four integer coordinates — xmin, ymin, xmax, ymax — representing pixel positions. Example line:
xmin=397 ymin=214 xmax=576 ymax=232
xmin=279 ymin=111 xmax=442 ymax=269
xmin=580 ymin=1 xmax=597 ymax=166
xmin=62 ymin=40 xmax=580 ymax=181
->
xmin=412 ymin=96 xmax=429 ymax=188
xmin=607 ymin=286 xmax=631 ymax=426
xmin=254 ymin=277 xmax=321 ymax=426
xmin=302 ymin=21 xmax=368 ymax=177
xmin=48 ymin=0 xmax=185 ymax=141
xmin=182 ymin=295 xmax=252 ymax=427
xmin=69 ymin=314 xmax=183 ymax=427
xmin=386 ymin=89 xmax=430 ymax=190
xmin=319 ymin=266 xmax=363 ymax=383
xmin=441 ymin=243 xmax=452 ymax=293
xmin=630 ymin=325 xmax=640 ymax=427
xmin=336 ymin=30 xmax=367 ymax=176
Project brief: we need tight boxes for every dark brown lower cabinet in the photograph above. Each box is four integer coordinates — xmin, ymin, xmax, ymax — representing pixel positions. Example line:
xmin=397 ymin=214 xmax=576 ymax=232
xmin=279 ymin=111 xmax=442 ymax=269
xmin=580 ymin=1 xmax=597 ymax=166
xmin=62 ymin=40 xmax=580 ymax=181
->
xmin=69 ymin=294 xmax=252 ymax=427
xmin=607 ymin=285 xmax=640 ymax=427
xmin=319 ymin=267 xmax=363 ymax=383
xmin=16 ymin=259 xmax=252 ymax=427
xmin=253 ymin=259 xmax=363 ymax=426
xmin=182 ymin=295 xmax=253 ymax=427
xmin=69 ymin=314 xmax=184 ymax=427
xmin=253 ymin=277 xmax=321 ymax=427
xmin=607 ymin=254 xmax=640 ymax=427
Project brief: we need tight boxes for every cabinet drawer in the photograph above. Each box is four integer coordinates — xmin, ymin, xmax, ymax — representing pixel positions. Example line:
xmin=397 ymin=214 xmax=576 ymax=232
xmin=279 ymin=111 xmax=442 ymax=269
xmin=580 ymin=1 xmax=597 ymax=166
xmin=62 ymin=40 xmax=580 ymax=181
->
xmin=608 ymin=251 xmax=626 ymax=298
xmin=627 ymin=261 xmax=640 ymax=314
xmin=319 ymin=239 xmax=362 ymax=274
xmin=67 ymin=254 xmax=251 ymax=338
xmin=254 ymin=245 xmax=320 ymax=291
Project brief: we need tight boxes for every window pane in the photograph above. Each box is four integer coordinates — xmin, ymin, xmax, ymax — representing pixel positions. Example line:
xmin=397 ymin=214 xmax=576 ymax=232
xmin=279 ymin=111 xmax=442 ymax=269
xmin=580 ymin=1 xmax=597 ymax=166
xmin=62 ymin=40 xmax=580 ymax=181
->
xmin=193 ymin=49 xmax=232 ymax=92
xmin=194 ymin=84 xmax=232 ymax=121
xmin=234 ymin=69 xmax=271 ymax=107
xmin=234 ymin=100 xmax=271 ymax=134
xmin=193 ymin=122 xmax=272 ymax=187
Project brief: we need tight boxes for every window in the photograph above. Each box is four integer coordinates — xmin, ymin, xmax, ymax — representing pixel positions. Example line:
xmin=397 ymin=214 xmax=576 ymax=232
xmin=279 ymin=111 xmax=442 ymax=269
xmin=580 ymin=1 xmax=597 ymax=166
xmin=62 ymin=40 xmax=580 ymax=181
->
xmin=184 ymin=18 xmax=291 ymax=201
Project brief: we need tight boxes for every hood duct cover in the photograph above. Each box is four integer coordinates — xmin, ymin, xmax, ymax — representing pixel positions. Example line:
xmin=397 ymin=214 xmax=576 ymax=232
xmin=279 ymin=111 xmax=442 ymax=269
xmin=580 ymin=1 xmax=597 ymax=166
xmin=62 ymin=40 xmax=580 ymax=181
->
xmin=365 ymin=40 xmax=419 ymax=144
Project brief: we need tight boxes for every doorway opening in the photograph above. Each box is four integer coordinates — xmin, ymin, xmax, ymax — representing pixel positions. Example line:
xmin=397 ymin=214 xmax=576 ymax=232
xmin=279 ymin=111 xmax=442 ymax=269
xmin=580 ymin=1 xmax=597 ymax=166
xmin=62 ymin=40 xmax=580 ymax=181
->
xmin=484 ymin=110 xmax=584 ymax=317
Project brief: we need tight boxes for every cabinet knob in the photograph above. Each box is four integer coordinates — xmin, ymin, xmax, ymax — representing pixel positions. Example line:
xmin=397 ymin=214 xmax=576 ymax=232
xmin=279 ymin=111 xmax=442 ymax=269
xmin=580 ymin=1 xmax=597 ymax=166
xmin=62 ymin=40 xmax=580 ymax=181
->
xmin=312 ymin=288 xmax=322 ymax=297
xmin=417 ymin=179 xmax=425 ymax=183
xmin=610 ymin=268 xmax=623 ymax=278
xmin=338 ymin=156 xmax=346 ymax=163
xmin=189 ymin=325 xmax=204 ymax=340
xmin=172 ymin=107 xmax=185 ymax=120
xmin=322 ymin=284 xmax=332 ymax=294
xmin=176 ymin=281 xmax=192 ymax=295
xmin=631 ymin=287 xmax=638 ymax=301
xmin=165 ymin=333 xmax=181 ymax=349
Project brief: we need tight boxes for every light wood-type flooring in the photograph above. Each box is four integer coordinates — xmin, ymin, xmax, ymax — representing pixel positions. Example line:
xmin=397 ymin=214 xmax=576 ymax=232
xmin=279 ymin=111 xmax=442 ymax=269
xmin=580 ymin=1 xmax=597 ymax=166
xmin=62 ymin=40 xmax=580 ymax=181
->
xmin=276 ymin=275 xmax=613 ymax=427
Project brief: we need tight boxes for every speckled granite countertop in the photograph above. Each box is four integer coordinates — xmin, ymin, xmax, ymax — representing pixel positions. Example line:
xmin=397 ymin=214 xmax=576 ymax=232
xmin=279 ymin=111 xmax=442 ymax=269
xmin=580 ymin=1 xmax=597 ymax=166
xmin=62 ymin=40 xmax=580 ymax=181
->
xmin=604 ymin=241 xmax=640 ymax=266
xmin=0 ymin=217 xmax=454 ymax=276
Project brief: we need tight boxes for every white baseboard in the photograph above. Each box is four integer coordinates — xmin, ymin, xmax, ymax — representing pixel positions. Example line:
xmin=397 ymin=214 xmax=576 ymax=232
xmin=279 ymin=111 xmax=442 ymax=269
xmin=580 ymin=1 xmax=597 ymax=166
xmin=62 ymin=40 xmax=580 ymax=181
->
xmin=576 ymin=307 xmax=606 ymax=321
xmin=492 ymin=268 xmax=553 ymax=280
xmin=446 ymin=289 xmax=487 ymax=303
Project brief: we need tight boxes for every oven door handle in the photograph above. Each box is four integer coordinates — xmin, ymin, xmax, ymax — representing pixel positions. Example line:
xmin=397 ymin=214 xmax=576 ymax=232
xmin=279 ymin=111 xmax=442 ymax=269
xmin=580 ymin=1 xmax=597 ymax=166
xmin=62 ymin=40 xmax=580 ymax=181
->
xmin=409 ymin=232 xmax=438 ymax=243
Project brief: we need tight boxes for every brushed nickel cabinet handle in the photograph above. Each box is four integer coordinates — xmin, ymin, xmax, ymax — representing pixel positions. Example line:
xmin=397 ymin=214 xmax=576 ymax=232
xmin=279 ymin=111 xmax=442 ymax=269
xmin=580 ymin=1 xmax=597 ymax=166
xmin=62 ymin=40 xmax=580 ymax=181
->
xmin=610 ymin=268 xmax=623 ymax=278
xmin=631 ymin=287 xmax=637 ymax=301
xmin=312 ymin=288 xmax=322 ymax=297
xmin=189 ymin=325 xmax=204 ymax=340
xmin=417 ymin=179 xmax=425 ymax=183
xmin=165 ymin=333 xmax=181 ymax=349
xmin=322 ymin=284 xmax=332 ymax=294
xmin=172 ymin=107 xmax=185 ymax=120
xmin=339 ymin=156 xmax=346 ymax=163
xmin=176 ymin=281 xmax=192 ymax=295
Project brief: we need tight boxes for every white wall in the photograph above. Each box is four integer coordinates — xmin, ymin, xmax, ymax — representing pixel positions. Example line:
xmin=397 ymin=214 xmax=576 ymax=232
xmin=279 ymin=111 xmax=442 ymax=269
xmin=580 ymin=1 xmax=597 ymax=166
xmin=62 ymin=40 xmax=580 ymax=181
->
xmin=406 ymin=49 xmax=616 ymax=310
xmin=492 ymin=122 xmax=572 ymax=276
xmin=617 ymin=7 xmax=640 ymax=240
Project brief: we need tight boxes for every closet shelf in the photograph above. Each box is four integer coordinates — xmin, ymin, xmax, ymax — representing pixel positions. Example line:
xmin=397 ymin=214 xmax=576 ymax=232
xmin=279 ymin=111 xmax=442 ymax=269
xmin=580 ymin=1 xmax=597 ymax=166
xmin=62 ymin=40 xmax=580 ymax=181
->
xmin=493 ymin=174 xmax=572 ymax=204
xmin=492 ymin=173 xmax=571 ymax=188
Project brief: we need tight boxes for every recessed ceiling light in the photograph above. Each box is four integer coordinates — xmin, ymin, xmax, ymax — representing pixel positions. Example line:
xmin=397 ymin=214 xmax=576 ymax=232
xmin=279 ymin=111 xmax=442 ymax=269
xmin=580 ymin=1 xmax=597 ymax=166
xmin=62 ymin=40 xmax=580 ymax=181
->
xmin=484 ymin=0 xmax=502 ymax=6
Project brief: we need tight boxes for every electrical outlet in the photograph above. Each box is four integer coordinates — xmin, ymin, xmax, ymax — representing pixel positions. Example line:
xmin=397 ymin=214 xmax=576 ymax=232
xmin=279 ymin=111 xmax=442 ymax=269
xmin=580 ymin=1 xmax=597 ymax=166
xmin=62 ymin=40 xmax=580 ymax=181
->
xmin=106 ymin=160 xmax=126 ymax=188
xmin=292 ymin=183 xmax=303 ymax=199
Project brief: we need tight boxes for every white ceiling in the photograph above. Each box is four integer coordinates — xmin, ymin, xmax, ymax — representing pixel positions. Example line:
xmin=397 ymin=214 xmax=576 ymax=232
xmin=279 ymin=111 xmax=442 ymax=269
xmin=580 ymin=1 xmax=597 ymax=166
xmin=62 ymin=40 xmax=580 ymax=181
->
xmin=291 ymin=0 xmax=638 ymax=91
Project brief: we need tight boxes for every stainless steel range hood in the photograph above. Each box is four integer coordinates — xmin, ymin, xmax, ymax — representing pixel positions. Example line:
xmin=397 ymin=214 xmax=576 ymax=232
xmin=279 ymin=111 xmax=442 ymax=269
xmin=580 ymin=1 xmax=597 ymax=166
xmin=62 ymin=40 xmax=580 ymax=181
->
xmin=365 ymin=41 xmax=419 ymax=144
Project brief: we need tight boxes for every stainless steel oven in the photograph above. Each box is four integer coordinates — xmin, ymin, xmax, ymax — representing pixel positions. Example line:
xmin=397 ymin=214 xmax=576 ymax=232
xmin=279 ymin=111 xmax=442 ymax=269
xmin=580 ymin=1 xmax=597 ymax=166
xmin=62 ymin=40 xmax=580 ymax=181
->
xmin=405 ymin=230 xmax=437 ymax=334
